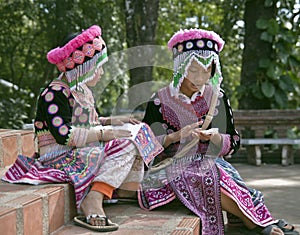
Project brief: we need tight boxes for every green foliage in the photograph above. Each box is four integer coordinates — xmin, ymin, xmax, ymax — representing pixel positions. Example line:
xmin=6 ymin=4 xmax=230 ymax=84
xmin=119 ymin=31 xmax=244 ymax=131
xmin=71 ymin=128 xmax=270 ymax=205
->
xmin=155 ymin=0 xmax=245 ymax=108
xmin=0 ymin=0 xmax=299 ymax=128
xmin=261 ymin=81 xmax=275 ymax=98
xmin=0 ymin=0 xmax=127 ymax=125
xmin=0 ymin=85 xmax=32 ymax=128
xmin=254 ymin=0 xmax=300 ymax=108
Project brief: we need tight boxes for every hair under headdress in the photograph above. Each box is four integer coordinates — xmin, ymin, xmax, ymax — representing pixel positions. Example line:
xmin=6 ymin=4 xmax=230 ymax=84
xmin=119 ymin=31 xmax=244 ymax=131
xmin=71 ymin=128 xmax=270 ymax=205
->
xmin=47 ymin=25 xmax=108 ymax=90
xmin=168 ymin=28 xmax=225 ymax=90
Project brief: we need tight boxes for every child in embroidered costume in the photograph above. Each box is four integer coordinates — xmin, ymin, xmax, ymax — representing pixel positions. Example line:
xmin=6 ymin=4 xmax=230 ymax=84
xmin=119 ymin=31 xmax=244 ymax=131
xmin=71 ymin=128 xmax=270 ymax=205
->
xmin=138 ymin=28 xmax=299 ymax=235
xmin=2 ymin=25 xmax=163 ymax=232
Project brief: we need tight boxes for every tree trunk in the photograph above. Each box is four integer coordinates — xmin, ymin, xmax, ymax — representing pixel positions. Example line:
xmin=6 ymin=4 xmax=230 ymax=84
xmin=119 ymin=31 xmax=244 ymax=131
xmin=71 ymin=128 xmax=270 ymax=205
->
xmin=123 ymin=0 xmax=160 ymax=111
xmin=239 ymin=0 xmax=276 ymax=109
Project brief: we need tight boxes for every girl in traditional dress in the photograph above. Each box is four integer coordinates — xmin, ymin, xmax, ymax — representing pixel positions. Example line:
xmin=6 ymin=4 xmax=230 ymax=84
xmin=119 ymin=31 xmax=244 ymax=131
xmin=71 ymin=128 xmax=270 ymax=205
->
xmin=138 ymin=28 xmax=298 ymax=235
xmin=2 ymin=25 xmax=162 ymax=232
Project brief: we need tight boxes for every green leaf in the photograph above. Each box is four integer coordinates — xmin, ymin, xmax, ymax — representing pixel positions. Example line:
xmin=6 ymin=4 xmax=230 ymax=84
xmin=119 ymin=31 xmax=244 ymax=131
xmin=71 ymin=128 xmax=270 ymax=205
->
xmin=278 ymin=79 xmax=288 ymax=91
xmin=278 ymin=51 xmax=289 ymax=64
xmin=282 ymin=32 xmax=296 ymax=43
xmin=288 ymin=56 xmax=300 ymax=70
xmin=266 ymin=64 xmax=277 ymax=79
xmin=252 ymin=85 xmax=264 ymax=99
xmin=279 ymin=75 xmax=295 ymax=92
xmin=260 ymin=32 xmax=273 ymax=43
xmin=274 ymin=89 xmax=287 ymax=108
xmin=267 ymin=19 xmax=279 ymax=35
xmin=256 ymin=19 xmax=269 ymax=29
xmin=261 ymin=81 xmax=275 ymax=98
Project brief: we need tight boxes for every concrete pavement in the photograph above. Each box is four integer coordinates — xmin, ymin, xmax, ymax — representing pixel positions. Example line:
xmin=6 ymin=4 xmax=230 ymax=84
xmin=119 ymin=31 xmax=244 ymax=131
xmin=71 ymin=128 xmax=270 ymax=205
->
xmin=232 ymin=163 xmax=300 ymax=227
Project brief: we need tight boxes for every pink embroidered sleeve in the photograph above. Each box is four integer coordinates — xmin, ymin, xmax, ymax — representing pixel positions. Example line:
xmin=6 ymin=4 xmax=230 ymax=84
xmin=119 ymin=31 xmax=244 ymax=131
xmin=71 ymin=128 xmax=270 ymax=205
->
xmin=218 ymin=134 xmax=232 ymax=157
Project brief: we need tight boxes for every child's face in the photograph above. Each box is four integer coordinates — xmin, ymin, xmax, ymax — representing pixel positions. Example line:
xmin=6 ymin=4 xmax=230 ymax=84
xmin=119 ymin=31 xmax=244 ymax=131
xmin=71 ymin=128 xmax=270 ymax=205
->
xmin=180 ymin=60 xmax=212 ymax=97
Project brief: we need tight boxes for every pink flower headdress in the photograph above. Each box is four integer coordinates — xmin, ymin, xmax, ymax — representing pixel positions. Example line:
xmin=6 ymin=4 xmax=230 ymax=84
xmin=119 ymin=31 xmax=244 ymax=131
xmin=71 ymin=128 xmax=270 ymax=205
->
xmin=47 ymin=25 xmax=108 ymax=90
xmin=168 ymin=28 xmax=224 ymax=52
xmin=167 ymin=28 xmax=225 ymax=89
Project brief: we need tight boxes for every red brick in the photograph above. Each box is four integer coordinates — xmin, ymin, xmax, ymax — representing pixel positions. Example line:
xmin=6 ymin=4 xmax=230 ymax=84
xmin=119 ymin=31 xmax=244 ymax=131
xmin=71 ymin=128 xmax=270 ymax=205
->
xmin=0 ymin=208 xmax=17 ymax=235
xmin=174 ymin=217 xmax=200 ymax=235
xmin=1 ymin=134 xmax=18 ymax=167
xmin=23 ymin=199 xmax=43 ymax=235
xmin=21 ymin=132 xmax=36 ymax=157
xmin=48 ymin=188 xmax=65 ymax=233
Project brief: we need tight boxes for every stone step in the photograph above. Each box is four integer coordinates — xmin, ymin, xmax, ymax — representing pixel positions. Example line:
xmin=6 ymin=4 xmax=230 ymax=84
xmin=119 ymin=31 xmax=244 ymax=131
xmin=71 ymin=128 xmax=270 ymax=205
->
xmin=52 ymin=200 xmax=200 ymax=235
xmin=3 ymin=129 xmax=299 ymax=235
xmin=0 ymin=129 xmax=77 ymax=235
xmin=0 ymin=176 xmax=76 ymax=235
xmin=0 ymin=173 xmax=201 ymax=235
xmin=0 ymin=129 xmax=201 ymax=235
xmin=0 ymin=129 xmax=37 ymax=168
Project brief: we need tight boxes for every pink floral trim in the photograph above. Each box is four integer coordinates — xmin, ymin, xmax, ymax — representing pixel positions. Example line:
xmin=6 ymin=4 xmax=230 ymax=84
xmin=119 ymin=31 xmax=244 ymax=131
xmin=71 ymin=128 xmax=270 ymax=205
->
xmin=219 ymin=169 xmax=275 ymax=226
xmin=168 ymin=28 xmax=225 ymax=52
xmin=47 ymin=25 xmax=102 ymax=64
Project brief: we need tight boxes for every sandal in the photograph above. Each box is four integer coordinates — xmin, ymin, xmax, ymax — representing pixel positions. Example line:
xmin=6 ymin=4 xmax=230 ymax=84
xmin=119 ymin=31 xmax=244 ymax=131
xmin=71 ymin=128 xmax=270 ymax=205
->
xmin=276 ymin=219 xmax=299 ymax=235
xmin=250 ymin=224 xmax=283 ymax=235
xmin=74 ymin=214 xmax=119 ymax=232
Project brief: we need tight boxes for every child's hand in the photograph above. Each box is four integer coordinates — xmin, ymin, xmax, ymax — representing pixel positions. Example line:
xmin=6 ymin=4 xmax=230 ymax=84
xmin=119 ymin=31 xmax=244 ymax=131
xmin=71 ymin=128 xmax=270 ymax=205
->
xmin=192 ymin=128 xmax=219 ymax=141
xmin=180 ymin=121 xmax=203 ymax=139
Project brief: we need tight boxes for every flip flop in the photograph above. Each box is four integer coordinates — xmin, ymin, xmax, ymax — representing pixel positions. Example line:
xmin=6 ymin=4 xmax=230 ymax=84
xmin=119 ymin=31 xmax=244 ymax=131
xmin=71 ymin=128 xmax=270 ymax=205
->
xmin=261 ymin=225 xmax=281 ymax=235
xmin=250 ymin=224 xmax=282 ymax=235
xmin=74 ymin=214 xmax=119 ymax=232
xmin=276 ymin=219 xmax=299 ymax=235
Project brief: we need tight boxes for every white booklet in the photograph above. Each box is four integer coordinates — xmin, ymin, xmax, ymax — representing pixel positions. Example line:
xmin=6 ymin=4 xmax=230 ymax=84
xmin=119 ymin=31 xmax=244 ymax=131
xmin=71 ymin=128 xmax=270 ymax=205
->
xmin=200 ymin=128 xmax=219 ymax=135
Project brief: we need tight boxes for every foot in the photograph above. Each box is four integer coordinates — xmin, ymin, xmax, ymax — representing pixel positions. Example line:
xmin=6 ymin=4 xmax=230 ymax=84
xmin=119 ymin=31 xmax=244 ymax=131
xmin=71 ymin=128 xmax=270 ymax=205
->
xmin=251 ymin=225 xmax=284 ymax=235
xmin=80 ymin=191 xmax=106 ymax=226
xmin=261 ymin=225 xmax=284 ymax=235
xmin=276 ymin=219 xmax=299 ymax=234
xmin=74 ymin=215 xmax=119 ymax=232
